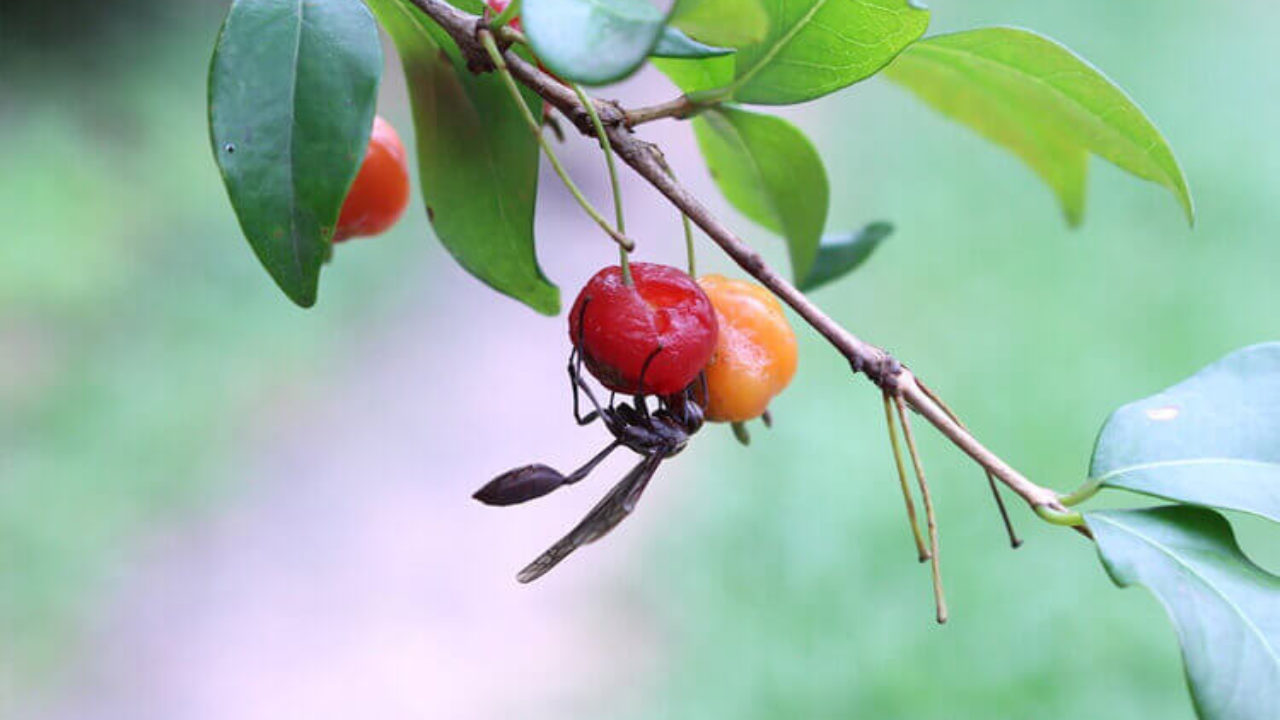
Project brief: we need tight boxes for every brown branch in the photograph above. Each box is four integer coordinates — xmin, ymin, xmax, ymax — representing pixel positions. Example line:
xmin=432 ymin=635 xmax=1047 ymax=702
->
xmin=625 ymin=95 xmax=698 ymax=126
xmin=406 ymin=0 xmax=1078 ymax=524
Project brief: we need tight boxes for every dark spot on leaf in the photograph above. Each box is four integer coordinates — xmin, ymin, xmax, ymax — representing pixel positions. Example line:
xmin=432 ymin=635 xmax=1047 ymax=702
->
xmin=224 ymin=143 xmax=236 ymax=154
xmin=427 ymin=206 xmax=436 ymax=222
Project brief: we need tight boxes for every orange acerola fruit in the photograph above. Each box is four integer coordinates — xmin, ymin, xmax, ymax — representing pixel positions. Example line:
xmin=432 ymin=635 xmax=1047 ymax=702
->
xmin=697 ymin=275 xmax=798 ymax=423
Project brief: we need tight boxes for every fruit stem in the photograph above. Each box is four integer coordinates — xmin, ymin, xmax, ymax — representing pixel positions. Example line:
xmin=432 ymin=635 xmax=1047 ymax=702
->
xmin=479 ymin=31 xmax=634 ymax=253
xmin=682 ymin=211 xmax=696 ymax=277
xmin=572 ymin=82 xmax=633 ymax=287
xmin=488 ymin=0 xmax=521 ymax=31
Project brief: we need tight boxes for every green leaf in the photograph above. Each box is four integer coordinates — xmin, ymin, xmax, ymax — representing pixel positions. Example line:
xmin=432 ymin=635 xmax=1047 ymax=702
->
xmin=1089 ymin=506 xmax=1280 ymax=720
xmin=522 ymin=0 xmax=667 ymax=85
xmin=670 ymin=0 xmax=768 ymax=47
xmin=652 ymin=27 xmax=734 ymax=59
xmin=884 ymin=27 xmax=1194 ymax=226
xmin=799 ymin=222 xmax=892 ymax=292
xmin=368 ymin=0 xmax=559 ymax=315
xmin=653 ymin=54 xmax=735 ymax=95
xmin=208 ymin=0 xmax=381 ymax=307
xmin=1090 ymin=343 xmax=1280 ymax=524
xmin=727 ymin=0 xmax=929 ymax=105
xmin=693 ymin=106 xmax=828 ymax=282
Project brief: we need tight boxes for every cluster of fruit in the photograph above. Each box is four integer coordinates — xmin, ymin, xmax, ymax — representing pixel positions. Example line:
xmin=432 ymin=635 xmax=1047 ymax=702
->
xmin=336 ymin=117 xmax=797 ymax=427
xmin=336 ymin=94 xmax=796 ymax=582
xmin=571 ymin=263 xmax=796 ymax=426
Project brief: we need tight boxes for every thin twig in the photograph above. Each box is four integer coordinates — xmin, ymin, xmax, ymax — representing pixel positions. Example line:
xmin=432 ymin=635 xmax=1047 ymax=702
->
xmin=624 ymin=95 xmax=698 ymax=126
xmin=883 ymin=390 xmax=929 ymax=562
xmin=916 ymin=379 xmax=1022 ymax=549
xmin=406 ymin=0 xmax=1081 ymax=532
xmin=895 ymin=394 xmax=948 ymax=625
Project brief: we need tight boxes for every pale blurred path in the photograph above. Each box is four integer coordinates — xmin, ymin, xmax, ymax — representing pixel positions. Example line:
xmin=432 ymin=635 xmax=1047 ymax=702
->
xmin=24 ymin=71 xmax=714 ymax=720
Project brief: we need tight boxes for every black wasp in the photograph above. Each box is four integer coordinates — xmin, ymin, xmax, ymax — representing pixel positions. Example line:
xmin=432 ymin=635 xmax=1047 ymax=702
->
xmin=473 ymin=304 xmax=707 ymax=583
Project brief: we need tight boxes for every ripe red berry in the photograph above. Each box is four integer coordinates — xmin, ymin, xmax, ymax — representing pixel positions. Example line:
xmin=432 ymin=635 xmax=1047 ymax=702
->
xmin=569 ymin=263 xmax=718 ymax=396
xmin=334 ymin=115 xmax=410 ymax=243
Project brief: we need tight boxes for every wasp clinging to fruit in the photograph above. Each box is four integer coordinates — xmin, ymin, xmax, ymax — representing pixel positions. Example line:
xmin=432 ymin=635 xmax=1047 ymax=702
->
xmin=474 ymin=262 xmax=797 ymax=582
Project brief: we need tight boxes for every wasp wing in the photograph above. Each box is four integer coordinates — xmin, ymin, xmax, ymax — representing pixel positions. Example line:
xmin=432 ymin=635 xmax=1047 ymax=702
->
xmin=516 ymin=452 xmax=663 ymax=583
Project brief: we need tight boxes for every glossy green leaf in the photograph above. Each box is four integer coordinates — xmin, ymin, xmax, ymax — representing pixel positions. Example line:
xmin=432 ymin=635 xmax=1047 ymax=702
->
xmin=653 ymin=54 xmax=735 ymax=95
xmin=799 ymin=222 xmax=892 ymax=292
xmin=368 ymin=0 xmax=559 ymax=314
xmin=693 ymin=106 xmax=828 ymax=282
xmin=727 ymin=0 xmax=929 ymax=105
xmin=1090 ymin=506 xmax=1280 ymax=720
xmin=670 ymin=0 xmax=768 ymax=47
xmin=652 ymin=27 xmax=734 ymax=59
xmin=209 ymin=0 xmax=381 ymax=307
xmin=522 ymin=0 xmax=667 ymax=85
xmin=1090 ymin=343 xmax=1280 ymax=524
xmin=885 ymin=27 xmax=1194 ymax=226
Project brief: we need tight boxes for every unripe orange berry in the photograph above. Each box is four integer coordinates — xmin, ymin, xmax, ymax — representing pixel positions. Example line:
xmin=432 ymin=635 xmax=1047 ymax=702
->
xmin=698 ymin=275 xmax=798 ymax=422
xmin=334 ymin=115 xmax=410 ymax=243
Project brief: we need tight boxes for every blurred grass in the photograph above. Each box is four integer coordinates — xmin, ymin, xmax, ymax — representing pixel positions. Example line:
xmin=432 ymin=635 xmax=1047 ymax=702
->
xmin=1 ymin=0 xmax=1278 ymax=717
xmin=617 ymin=1 xmax=1280 ymax=718
xmin=0 ymin=12 xmax=429 ymax=685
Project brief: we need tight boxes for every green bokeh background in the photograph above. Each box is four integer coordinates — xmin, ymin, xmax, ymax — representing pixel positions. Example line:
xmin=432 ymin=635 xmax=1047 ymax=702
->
xmin=2 ymin=0 xmax=1277 ymax=717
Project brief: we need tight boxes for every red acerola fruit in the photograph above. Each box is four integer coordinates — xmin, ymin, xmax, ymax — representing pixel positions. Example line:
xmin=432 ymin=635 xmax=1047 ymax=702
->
xmin=569 ymin=263 xmax=719 ymax=396
xmin=334 ymin=115 xmax=410 ymax=243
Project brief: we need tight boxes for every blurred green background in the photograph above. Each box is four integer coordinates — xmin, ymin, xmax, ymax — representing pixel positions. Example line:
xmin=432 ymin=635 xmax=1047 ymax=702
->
xmin=2 ymin=0 xmax=1277 ymax=717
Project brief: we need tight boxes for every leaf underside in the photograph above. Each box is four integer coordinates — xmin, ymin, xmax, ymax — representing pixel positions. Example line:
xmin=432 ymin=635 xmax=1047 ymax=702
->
xmin=368 ymin=0 xmax=559 ymax=315
xmin=885 ymin=27 xmax=1193 ymax=226
xmin=1090 ymin=506 xmax=1280 ymax=720
xmin=692 ymin=105 xmax=829 ymax=283
xmin=522 ymin=0 xmax=668 ymax=85
xmin=1090 ymin=342 xmax=1280 ymax=524
xmin=800 ymin=222 xmax=892 ymax=292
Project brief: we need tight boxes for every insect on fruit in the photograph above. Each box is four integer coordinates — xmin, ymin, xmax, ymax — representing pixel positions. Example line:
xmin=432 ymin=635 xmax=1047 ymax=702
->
xmin=473 ymin=264 xmax=718 ymax=582
xmin=333 ymin=115 xmax=410 ymax=243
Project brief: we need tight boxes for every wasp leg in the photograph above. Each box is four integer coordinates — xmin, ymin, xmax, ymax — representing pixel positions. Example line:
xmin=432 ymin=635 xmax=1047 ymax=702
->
xmin=633 ymin=345 xmax=664 ymax=419
xmin=564 ymin=441 xmax=621 ymax=485
xmin=569 ymin=347 xmax=605 ymax=426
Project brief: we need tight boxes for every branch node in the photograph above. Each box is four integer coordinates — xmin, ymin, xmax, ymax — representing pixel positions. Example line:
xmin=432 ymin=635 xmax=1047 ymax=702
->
xmin=853 ymin=353 xmax=903 ymax=391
